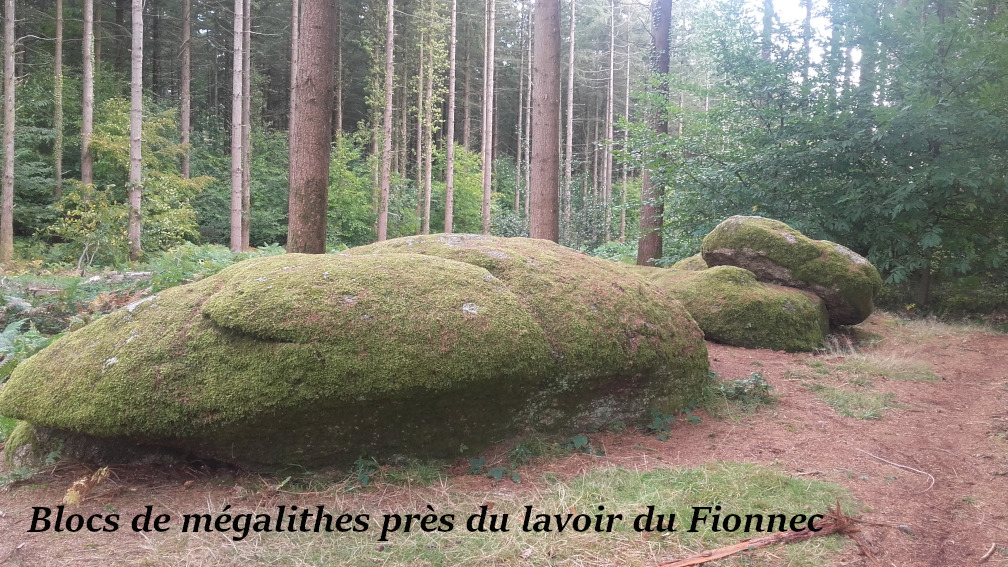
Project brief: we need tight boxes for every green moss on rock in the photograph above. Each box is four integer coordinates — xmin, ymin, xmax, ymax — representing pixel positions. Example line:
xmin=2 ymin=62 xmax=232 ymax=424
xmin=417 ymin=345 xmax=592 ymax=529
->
xmin=2 ymin=422 xmax=58 ymax=469
xmin=671 ymin=254 xmax=708 ymax=271
xmin=643 ymin=266 xmax=829 ymax=352
xmin=0 ymin=243 xmax=709 ymax=468
xmin=701 ymin=216 xmax=882 ymax=325
xmin=350 ymin=235 xmax=709 ymax=424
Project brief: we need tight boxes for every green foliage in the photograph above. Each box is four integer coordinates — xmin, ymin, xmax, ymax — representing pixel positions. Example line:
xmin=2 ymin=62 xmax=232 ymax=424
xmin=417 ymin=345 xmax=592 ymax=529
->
xmin=144 ymin=242 xmax=285 ymax=292
xmin=328 ymin=133 xmax=378 ymax=247
xmin=430 ymin=144 xmax=485 ymax=234
xmin=590 ymin=240 xmax=638 ymax=264
xmin=0 ymin=320 xmax=54 ymax=383
xmin=717 ymin=372 xmax=774 ymax=408
xmin=44 ymin=184 xmax=130 ymax=269
xmin=634 ymin=0 xmax=1008 ymax=301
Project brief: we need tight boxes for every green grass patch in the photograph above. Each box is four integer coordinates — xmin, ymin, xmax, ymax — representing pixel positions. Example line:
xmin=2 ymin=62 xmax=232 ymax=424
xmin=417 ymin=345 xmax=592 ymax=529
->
xmin=839 ymin=353 xmax=941 ymax=382
xmin=804 ymin=383 xmax=900 ymax=420
xmin=0 ymin=415 xmax=17 ymax=442
xmin=140 ymin=462 xmax=853 ymax=567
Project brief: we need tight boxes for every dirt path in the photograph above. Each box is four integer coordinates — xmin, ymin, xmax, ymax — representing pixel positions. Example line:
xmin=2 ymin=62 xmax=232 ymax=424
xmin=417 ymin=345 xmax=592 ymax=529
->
xmin=0 ymin=314 xmax=1005 ymax=566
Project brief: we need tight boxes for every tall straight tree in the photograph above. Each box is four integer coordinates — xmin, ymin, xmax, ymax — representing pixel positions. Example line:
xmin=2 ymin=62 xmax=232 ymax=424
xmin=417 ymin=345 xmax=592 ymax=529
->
xmin=603 ymin=0 xmax=616 ymax=241
xmin=444 ymin=0 xmax=458 ymax=233
xmin=636 ymin=0 xmax=672 ymax=266
xmin=376 ymin=0 xmax=395 ymax=241
xmin=128 ymin=0 xmax=143 ymax=261
xmin=289 ymin=0 xmax=299 ymax=125
xmin=54 ymin=0 xmax=64 ymax=198
xmin=180 ymin=0 xmax=191 ymax=178
xmin=529 ymin=0 xmax=560 ymax=242
xmin=229 ymin=0 xmax=244 ymax=252
xmin=81 ymin=0 xmax=95 ymax=186
xmin=480 ymin=0 xmax=496 ymax=234
xmin=0 ymin=0 xmax=13 ymax=262
xmin=288 ymin=0 xmax=335 ymax=252
xmin=241 ymin=0 xmax=251 ymax=249
xmin=620 ymin=35 xmax=630 ymax=242
xmin=563 ymin=0 xmax=575 ymax=239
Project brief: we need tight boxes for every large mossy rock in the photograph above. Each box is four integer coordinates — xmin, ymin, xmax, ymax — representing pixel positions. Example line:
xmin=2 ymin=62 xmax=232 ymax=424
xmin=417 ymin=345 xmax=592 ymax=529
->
xmin=671 ymin=254 xmax=708 ymax=271
xmin=642 ymin=266 xmax=829 ymax=352
xmin=701 ymin=216 xmax=882 ymax=325
xmin=0 ymin=242 xmax=708 ymax=467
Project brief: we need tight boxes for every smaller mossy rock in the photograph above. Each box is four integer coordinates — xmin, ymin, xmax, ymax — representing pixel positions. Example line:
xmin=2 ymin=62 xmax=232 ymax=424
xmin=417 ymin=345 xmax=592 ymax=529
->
xmin=701 ymin=216 xmax=882 ymax=325
xmin=671 ymin=254 xmax=708 ymax=271
xmin=643 ymin=266 xmax=830 ymax=352
xmin=2 ymin=422 xmax=60 ymax=469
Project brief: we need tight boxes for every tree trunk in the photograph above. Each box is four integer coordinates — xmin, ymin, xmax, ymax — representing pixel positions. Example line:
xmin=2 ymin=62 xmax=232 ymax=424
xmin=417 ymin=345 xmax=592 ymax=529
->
xmin=150 ymin=0 xmax=161 ymax=99
xmin=334 ymin=0 xmax=342 ymax=135
xmin=523 ymin=23 xmax=532 ymax=218
xmin=515 ymin=6 xmax=525 ymax=214
xmin=462 ymin=37 xmax=471 ymax=150
xmin=180 ymin=0 xmax=191 ymax=179
xmin=0 ymin=0 xmax=13 ymax=261
xmin=603 ymin=0 xmax=616 ymax=242
xmin=289 ymin=0 xmax=299 ymax=127
xmin=81 ymin=0 xmax=95 ymax=186
xmin=94 ymin=0 xmax=102 ymax=72
xmin=761 ymin=0 xmax=773 ymax=61
xmin=54 ymin=0 xmax=64 ymax=199
xmin=376 ymin=0 xmax=395 ymax=241
xmin=529 ymin=0 xmax=561 ymax=242
xmin=422 ymin=46 xmax=434 ymax=235
xmin=563 ymin=0 xmax=575 ymax=241
xmin=636 ymin=0 xmax=672 ymax=266
xmin=444 ymin=0 xmax=457 ymax=233
xmin=230 ymin=0 xmax=244 ymax=252
xmin=128 ymin=0 xmax=143 ymax=261
xmin=415 ymin=35 xmax=424 ymax=233
xmin=480 ymin=0 xmax=496 ymax=235
xmin=241 ymin=0 xmax=251 ymax=250
xmin=620 ymin=35 xmax=630 ymax=242
xmin=287 ymin=0 xmax=335 ymax=253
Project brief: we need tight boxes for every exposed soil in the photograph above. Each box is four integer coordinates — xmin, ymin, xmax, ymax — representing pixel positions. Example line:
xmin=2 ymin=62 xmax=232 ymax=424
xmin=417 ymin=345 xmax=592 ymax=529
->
xmin=0 ymin=313 xmax=1006 ymax=566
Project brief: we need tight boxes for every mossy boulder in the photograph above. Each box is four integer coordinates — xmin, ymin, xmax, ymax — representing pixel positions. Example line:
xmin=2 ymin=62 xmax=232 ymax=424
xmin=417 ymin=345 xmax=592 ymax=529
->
xmin=671 ymin=254 xmax=708 ymax=271
xmin=701 ymin=216 xmax=882 ymax=325
xmin=0 ymin=244 xmax=708 ymax=467
xmin=349 ymin=235 xmax=709 ymax=410
xmin=642 ymin=266 xmax=830 ymax=352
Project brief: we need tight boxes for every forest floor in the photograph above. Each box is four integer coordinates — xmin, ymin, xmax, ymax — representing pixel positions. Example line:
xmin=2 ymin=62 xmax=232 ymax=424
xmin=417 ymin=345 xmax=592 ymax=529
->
xmin=0 ymin=312 xmax=1005 ymax=566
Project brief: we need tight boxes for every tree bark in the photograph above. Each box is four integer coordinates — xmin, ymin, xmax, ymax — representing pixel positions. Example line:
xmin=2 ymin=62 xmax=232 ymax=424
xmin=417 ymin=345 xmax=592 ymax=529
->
xmin=620 ymin=34 xmax=630 ymax=242
xmin=0 ymin=0 xmax=13 ymax=262
xmin=515 ymin=6 xmax=525 ymax=214
xmin=53 ymin=0 xmax=64 ymax=199
xmin=603 ymin=0 xmax=616 ymax=241
xmin=81 ymin=0 xmax=95 ymax=186
xmin=290 ymin=0 xmax=299 ymax=127
xmin=462 ymin=36 xmax=471 ymax=150
xmin=415 ymin=35 xmax=424 ymax=232
xmin=287 ymin=0 xmax=335 ymax=252
xmin=241 ymin=0 xmax=251 ymax=250
xmin=444 ymin=0 xmax=458 ymax=233
xmin=376 ymin=0 xmax=395 ymax=241
xmin=529 ymin=0 xmax=561 ymax=242
xmin=230 ymin=0 xmax=244 ymax=252
xmin=422 ymin=46 xmax=434 ymax=235
xmin=334 ymin=0 xmax=342 ymax=135
xmin=180 ymin=0 xmax=191 ymax=179
xmin=480 ymin=0 xmax=496 ymax=235
xmin=636 ymin=0 xmax=672 ymax=266
xmin=563 ymin=0 xmax=575 ymax=241
xmin=128 ymin=0 xmax=143 ymax=261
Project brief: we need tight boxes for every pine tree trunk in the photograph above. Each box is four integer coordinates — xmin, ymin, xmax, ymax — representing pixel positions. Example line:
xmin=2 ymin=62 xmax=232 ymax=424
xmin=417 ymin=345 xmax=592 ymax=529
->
xmin=563 ymin=0 xmax=575 ymax=241
xmin=54 ymin=0 xmax=64 ymax=199
xmin=241 ymin=0 xmax=251 ymax=250
xmin=81 ymin=0 xmax=95 ymax=186
xmin=636 ymin=0 xmax=672 ymax=266
xmin=415 ymin=35 xmax=424 ymax=233
xmin=230 ymin=0 xmax=244 ymax=252
xmin=422 ymin=47 xmax=434 ymax=235
xmin=515 ymin=6 xmax=525 ymax=214
xmin=376 ymin=0 xmax=395 ymax=241
xmin=128 ymin=0 xmax=144 ymax=261
xmin=0 ymin=0 xmax=13 ymax=262
xmin=335 ymin=0 xmax=343 ymax=134
xmin=462 ymin=39 xmax=471 ymax=150
xmin=180 ymin=0 xmax=191 ymax=179
xmin=620 ymin=35 xmax=630 ymax=242
xmin=603 ymin=0 xmax=615 ymax=242
xmin=523 ymin=23 xmax=532 ymax=218
xmin=529 ymin=0 xmax=561 ymax=242
xmin=289 ymin=0 xmax=299 ymax=128
xmin=444 ymin=0 xmax=457 ymax=233
xmin=287 ymin=0 xmax=335 ymax=252
xmin=480 ymin=0 xmax=496 ymax=235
